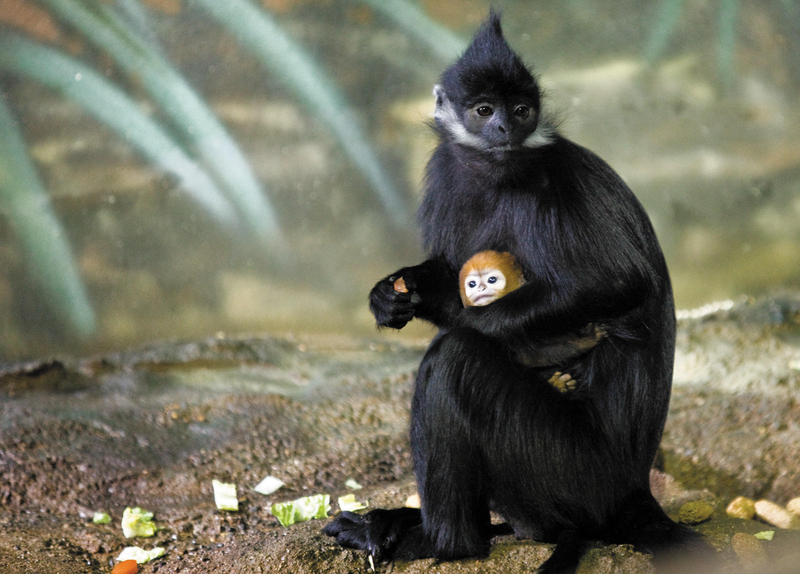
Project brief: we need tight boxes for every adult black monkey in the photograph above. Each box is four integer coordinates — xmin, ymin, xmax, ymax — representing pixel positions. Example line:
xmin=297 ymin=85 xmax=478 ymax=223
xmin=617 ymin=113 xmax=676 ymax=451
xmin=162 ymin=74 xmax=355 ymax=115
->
xmin=324 ymin=12 xmax=706 ymax=573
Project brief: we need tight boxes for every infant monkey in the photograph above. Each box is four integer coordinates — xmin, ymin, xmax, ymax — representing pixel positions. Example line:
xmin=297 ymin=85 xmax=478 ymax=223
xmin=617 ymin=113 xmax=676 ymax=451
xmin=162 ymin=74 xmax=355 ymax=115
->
xmin=459 ymin=251 xmax=606 ymax=393
xmin=458 ymin=250 xmax=523 ymax=307
xmin=393 ymin=252 xmax=605 ymax=392
xmin=393 ymin=251 xmax=605 ymax=392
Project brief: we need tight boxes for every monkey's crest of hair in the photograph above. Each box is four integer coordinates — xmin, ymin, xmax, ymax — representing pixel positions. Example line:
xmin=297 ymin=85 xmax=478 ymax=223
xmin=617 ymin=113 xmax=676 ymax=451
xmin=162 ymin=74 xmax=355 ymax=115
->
xmin=442 ymin=12 xmax=539 ymax=108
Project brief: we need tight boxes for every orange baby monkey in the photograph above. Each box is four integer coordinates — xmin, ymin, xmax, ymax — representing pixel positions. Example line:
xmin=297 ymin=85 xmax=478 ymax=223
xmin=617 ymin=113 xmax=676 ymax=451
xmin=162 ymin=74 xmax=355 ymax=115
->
xmin=459 ymin=251 xmax=524 ymax=307
xmin=459 ymin=251 xmax=605 ymax=393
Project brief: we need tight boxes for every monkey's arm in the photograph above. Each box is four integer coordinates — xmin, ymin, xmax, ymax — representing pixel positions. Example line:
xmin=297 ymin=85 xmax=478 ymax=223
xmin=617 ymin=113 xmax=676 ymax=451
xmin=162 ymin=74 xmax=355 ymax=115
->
xmin=369 ymin=257 xmax=462 ymax=329
xmin=456 ymin=266 xmax=655 ymax=345
xmin=516 ymin=323 xmax=607 ymax=368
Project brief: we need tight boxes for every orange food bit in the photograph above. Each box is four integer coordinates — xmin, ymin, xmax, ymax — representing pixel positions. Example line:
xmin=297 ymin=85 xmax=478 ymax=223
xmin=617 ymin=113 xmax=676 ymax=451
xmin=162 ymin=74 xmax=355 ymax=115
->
xmin=111 ymin=559 xmax=138 ymax=574
xmin=393 ymin=277 xmax=408 ymax=293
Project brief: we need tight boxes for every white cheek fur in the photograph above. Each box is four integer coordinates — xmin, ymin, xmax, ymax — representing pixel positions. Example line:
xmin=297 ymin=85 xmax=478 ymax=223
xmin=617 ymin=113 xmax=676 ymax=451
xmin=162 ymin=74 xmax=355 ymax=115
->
xmin=433 ymin=85 xmax=554 ymax=150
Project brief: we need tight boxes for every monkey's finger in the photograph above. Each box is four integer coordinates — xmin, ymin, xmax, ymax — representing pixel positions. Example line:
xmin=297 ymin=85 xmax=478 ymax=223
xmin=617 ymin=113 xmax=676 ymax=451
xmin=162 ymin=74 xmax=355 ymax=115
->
xmin=391 ymin=302 xmax=416 ymax=317
xmin=386 ymin=313 xmax=414 ymax=329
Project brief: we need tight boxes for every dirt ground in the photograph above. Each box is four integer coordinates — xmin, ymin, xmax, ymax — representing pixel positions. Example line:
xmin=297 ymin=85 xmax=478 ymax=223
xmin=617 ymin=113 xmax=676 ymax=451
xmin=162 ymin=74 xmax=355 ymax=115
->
xmin=3 ymin=295 xmax=800 ymax=573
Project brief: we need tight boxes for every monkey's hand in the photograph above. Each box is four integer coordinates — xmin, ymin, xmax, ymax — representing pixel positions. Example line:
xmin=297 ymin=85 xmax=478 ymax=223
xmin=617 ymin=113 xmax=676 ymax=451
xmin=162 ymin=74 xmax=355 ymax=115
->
xmin=548 ymin=371 xmax=578 ymax=394
xmin=369 ymin=259 xmax=462 ymax=329
xmin=369 ymin=272 xmax=422 ymax=329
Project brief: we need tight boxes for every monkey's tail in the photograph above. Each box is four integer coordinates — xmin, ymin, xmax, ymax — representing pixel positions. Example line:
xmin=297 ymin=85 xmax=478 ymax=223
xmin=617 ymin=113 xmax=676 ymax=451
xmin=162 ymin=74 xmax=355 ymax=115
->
xmin=536 ymin=490 xmax=716 ymax=574
xmin=603 ymin=489 xmax=717 ymax=571
xmin=536 ymin=530 xmax=591 ymax=574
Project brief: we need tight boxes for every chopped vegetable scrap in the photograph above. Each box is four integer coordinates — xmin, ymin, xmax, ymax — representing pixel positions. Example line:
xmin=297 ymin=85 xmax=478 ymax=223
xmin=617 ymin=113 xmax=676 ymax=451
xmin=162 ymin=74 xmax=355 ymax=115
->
xmin=213 ymin=479 xmax=239 ymax=511
xmin=269 ymin=494 xmax=330 ymax=527
xmin=92 ymin=511 xmax=111 ymax=524
xmin=337 ymin=494 xmax=368 ymax=512
xmin=254 ymin=475 xmax=285 ymax=495
xmin=117 ymin=546 xmax=166 ymax=563
xmin=121 ymin=507 xmax=157 ymax=538
xmin=111 ymin=559 xmax=138 ymax=574
xmin=344 ymin=479 xmax=363 ymax=490
xmin=754 ymin=531 xmax=775 ymax=540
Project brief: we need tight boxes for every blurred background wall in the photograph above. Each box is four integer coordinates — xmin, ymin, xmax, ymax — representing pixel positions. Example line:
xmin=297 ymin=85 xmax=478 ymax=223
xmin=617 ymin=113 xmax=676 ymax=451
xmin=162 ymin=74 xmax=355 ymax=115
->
xmin=1 ymin=0 xmax=798 ymax=360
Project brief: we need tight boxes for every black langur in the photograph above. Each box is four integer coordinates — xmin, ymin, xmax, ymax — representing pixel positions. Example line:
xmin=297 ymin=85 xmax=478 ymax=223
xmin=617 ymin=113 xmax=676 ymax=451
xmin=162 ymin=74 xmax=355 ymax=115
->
xmin=324 ymin=12 xmax=708 ymax=573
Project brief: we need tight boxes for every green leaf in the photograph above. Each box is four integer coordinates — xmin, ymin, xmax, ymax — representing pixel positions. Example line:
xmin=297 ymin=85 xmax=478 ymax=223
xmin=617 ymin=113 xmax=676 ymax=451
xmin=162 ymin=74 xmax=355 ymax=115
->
xmin=269 ymin=493 xmax=330 ymax=527
xmin=121 ymin=507 xmax=157 ymax=538
xmin=39 ymin=0 xmax=287 ymax=250
xmin=337 ymin=493 xmax=368 ymax=512
xmin=0 ymin=96 xmax=95 ymax=336
xmin=192 ymin=0 xmax=410 ymax=226
xmin=0 ymin=31 xmax=238 ymax=227
xmin=212 ymin=479 xmax=239 ymax=511
xmin=117 ymin=546 xmax=166 ymax=563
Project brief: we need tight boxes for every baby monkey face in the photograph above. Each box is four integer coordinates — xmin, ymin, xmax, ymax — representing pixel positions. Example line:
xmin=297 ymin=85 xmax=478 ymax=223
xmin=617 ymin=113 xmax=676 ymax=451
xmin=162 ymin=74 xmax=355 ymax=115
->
xmin=463 ymin=268 xmax=507 ymax=306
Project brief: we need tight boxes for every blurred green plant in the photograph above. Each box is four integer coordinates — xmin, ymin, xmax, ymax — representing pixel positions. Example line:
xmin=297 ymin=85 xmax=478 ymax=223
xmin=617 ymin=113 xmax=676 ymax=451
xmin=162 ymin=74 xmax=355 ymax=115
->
xmin=0 ymin=94 xmax=96 ymax=336
xmin=644 ymin=0 xmax=797 ymax=86
xmin=38 ymin=0 xmax=287 ymax=249
xmin=1 ymin=0 xmax=455 ymax=336
xmin=646 ymin=0 xmax=743 ymax=85
xmin=360 ymin=0 xmax=466 ymax=62
xmin=192 ymin=0 xmax=411 ymax=227
xmin=0 ymin=31 xmax=239 ymax=226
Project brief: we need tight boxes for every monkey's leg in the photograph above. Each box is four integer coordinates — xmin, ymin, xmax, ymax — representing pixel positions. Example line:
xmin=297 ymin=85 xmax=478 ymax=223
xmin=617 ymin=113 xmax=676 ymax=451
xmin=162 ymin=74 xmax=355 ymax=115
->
xmin=409 ymin=329 xmax=513 ymax=559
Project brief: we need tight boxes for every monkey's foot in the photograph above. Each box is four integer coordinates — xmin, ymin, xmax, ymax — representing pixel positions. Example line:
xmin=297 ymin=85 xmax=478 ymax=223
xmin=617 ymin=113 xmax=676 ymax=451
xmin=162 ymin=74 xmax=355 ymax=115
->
xmin=548 ymin=371 xmax=577 ymax=394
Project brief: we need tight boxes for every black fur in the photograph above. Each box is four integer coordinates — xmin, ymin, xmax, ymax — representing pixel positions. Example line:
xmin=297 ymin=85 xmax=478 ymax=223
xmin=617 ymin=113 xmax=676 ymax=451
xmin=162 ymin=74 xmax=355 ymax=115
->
xmin=325 ymin=11 xmax=707 ymax=572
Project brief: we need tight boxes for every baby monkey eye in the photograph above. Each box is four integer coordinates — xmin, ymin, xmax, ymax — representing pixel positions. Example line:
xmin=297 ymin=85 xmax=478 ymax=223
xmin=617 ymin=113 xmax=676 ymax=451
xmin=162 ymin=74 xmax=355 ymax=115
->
xmin=514 ymin=105 xmax=530 ymax=119
xmin=468 ymin=280 xmax=477 ymax=288
xmin=488 ymin=276 xmax=497 ymax=284
xmin=476 ymin=105 xmax=493 ymax=117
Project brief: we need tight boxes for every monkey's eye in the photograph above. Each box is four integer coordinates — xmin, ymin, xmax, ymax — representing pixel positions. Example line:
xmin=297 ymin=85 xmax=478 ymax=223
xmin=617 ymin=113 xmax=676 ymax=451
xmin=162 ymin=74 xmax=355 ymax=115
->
xmin=488 ymin=276 xmax=497 ymax=284
xmin=476 ymin=105 xmax=493 ymax=117
xmin=514 ymin=105 xmax=531 ymax=119
xmin=468 ymin=280 xmax=477 ymax=288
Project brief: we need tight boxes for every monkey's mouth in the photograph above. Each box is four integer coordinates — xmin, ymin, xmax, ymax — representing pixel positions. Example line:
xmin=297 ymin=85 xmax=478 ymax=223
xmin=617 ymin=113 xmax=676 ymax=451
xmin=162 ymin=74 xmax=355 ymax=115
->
xmin=471 ymin=294 xmax=498 ymax=306
xmin=483 ymin=142 xmax=522 ymax=153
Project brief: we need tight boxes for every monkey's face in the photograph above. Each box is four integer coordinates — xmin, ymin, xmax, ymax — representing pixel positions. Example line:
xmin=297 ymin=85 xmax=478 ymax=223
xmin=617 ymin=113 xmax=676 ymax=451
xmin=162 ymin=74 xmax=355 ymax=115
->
xmin=463 ymin=268 xmax=507 ymax=306
xmin=463 ymin=99 xmax=539 ymax=150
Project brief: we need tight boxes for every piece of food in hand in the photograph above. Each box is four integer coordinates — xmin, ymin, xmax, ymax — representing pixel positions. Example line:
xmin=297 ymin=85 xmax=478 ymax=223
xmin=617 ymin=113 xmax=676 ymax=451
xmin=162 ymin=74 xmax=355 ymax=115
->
xmin=393 ymin=277 xmax=408 ymax=293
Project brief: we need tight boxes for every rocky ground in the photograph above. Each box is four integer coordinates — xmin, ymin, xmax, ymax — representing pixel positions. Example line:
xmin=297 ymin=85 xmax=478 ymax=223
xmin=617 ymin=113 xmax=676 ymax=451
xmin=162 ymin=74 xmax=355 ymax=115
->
xmin=2 ymin=293 xmax=800 ymax=573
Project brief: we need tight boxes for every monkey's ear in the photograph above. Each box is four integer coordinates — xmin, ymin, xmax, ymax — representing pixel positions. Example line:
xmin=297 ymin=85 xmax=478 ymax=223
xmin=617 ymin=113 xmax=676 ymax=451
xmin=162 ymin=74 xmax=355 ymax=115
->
xmin=433 ymin=85 xmax=446 ymax=107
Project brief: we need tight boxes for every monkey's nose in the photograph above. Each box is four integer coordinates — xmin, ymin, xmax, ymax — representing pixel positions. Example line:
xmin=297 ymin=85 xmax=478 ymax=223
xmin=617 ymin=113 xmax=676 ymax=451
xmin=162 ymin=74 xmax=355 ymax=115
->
xmin=498 ymin=125 xmax=507 ymax=134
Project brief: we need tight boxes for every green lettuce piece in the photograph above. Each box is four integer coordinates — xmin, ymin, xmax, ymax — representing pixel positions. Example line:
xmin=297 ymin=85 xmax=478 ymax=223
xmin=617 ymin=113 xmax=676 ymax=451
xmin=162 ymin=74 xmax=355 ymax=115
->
xmin=253 ymin=475 xmax=285 ymax=496
xmin=212 ymin=479 xmax=239 ymax=511
xmin=121 ymin=507 xmax=157 ymax=538
xmin=117 ymin=546 xmax=166 ymax=563
xmin=754 ymin=530 xmax=775 ymax=540
xmin=344 ymin=479 xmax=363 ymax=490
xmin=92 ymin=511 xmax=111 ymax=524
xmin=270 ymin=494 xmax=330 ymax=527
xmin=337 ymin=494 xmax=368 ymax=512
